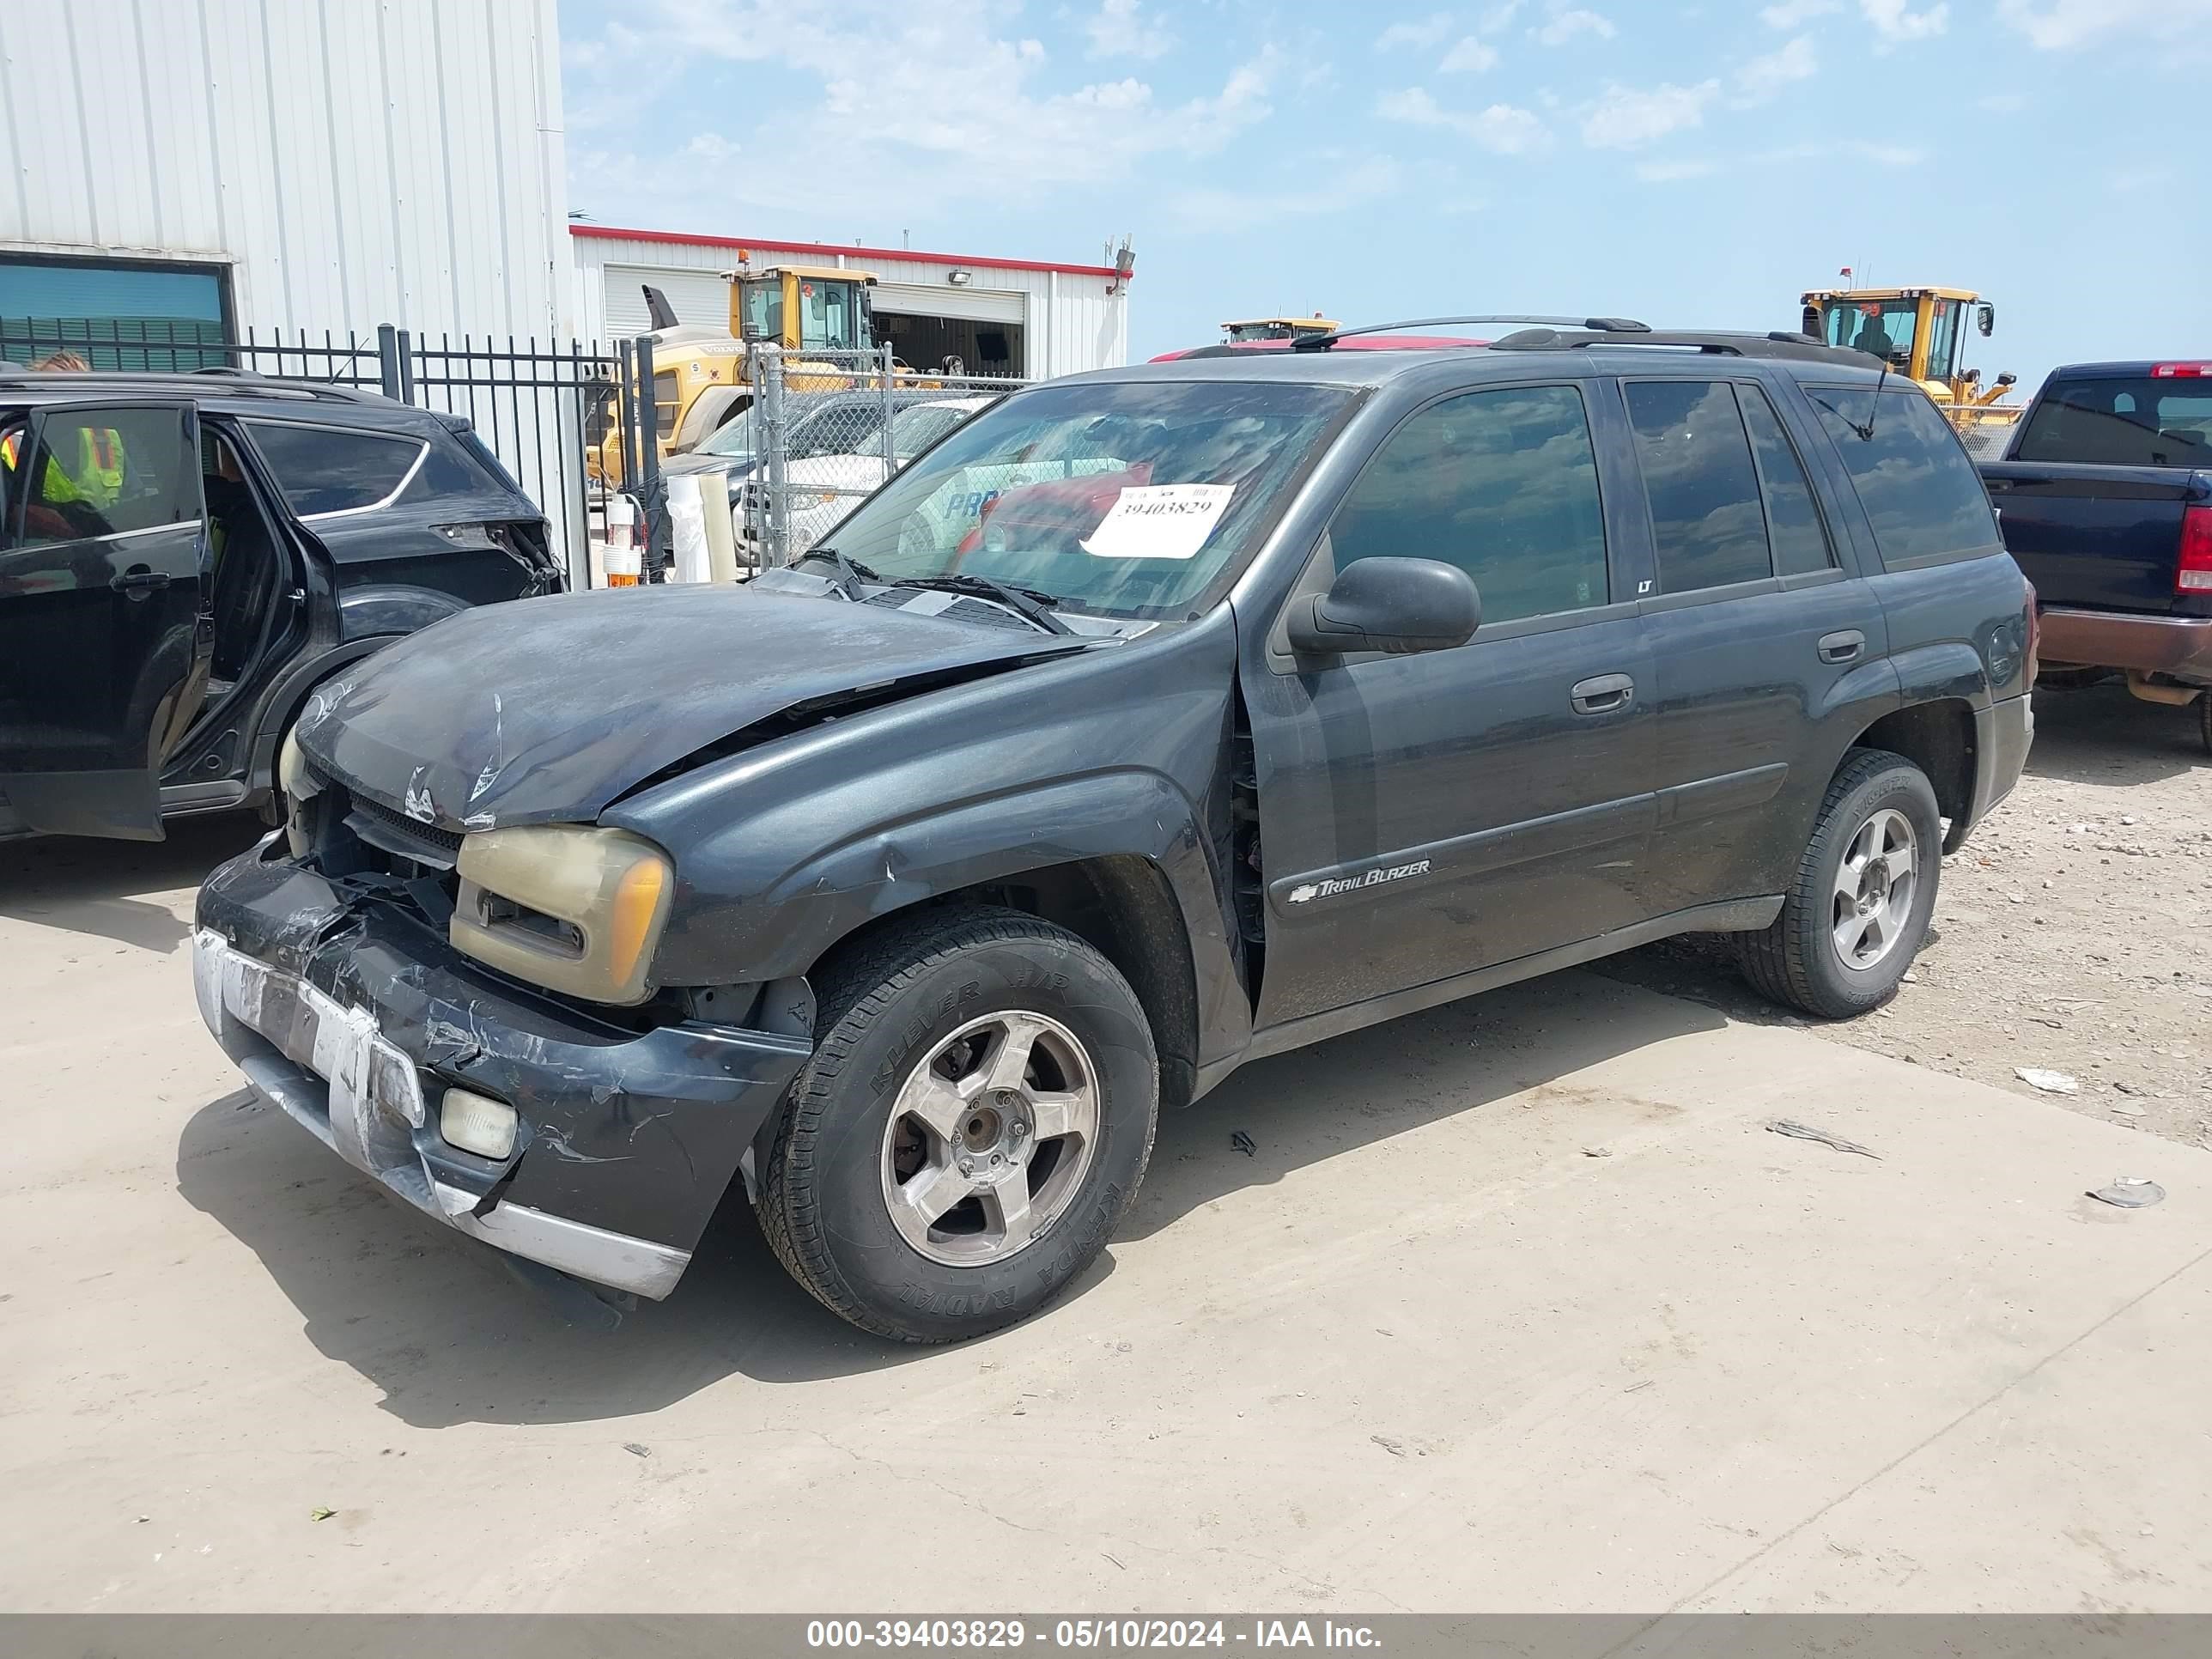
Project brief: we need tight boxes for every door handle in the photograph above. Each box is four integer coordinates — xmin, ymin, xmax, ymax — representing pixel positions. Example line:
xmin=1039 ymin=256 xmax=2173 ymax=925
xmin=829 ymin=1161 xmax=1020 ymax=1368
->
xmin=1818 ymin=629 xmax=1865 ymax=665
xmin=1570 ymin=672 xmax=1635 ymax=714
xmin=111 ymin=565 xmax=172 ymax=599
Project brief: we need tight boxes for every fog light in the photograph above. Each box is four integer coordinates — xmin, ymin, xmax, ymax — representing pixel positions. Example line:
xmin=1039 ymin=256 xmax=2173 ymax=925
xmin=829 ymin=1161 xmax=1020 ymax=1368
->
xmin=440 ymin=1087 xmax=518 ymax=1161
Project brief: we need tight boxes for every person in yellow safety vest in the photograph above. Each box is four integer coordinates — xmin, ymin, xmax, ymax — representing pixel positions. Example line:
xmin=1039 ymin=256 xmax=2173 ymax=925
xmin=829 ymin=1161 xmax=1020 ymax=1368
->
xmin=9 ymin=351 xmax=126 ymax=512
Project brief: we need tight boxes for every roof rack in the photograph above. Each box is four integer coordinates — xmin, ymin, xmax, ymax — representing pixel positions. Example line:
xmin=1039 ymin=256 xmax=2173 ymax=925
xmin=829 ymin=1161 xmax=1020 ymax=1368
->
xmin=1488 ymin=327 xmax=1873 ymax=367
xmin=1291 ymin=314 xmax=1651 ymax=351
xmin=0 ymin=369 xmax=375 ymax=404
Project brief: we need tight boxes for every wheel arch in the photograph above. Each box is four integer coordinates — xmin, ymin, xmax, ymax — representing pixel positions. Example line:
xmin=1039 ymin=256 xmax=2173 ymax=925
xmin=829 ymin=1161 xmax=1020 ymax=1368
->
xmin=1848 ymin=697 xmax=1977 ymax=852
xmin=804 ymin=854 xmax=1203 ymax=1116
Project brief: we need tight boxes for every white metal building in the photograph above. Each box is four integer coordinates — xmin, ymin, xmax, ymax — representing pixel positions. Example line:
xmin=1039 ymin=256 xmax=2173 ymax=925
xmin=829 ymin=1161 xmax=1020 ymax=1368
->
xmin=0 ymin=0 xmax=571 ymax=346
xmin=572 ymin=227 xmax=1132 ymax=380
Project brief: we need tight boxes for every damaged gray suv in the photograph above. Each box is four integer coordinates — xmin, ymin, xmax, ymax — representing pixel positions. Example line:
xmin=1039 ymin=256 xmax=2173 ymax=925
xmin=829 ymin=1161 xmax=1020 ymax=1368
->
xmin=195 ymin=321 xmax=2034 ymax=1341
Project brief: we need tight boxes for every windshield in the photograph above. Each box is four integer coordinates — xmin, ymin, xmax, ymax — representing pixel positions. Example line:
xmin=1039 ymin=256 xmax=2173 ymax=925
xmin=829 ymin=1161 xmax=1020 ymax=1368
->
xmin=890 ymin=402 xmax=984 ymax=460
xmin=1820 ymin=299 xmax=1916 ymax=364
xmin=816 ymin=380 xmax=1350 ymax=617
xmin=696 ymin=413 xmax=759 ymax=458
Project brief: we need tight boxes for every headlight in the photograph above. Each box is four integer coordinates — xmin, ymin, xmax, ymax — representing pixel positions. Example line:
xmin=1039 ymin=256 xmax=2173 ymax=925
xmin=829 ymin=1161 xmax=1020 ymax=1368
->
xmin=278 ymin=727 xmax=319 ymax=801
xmin=451 ymin=825 xmax=674 ymax=1005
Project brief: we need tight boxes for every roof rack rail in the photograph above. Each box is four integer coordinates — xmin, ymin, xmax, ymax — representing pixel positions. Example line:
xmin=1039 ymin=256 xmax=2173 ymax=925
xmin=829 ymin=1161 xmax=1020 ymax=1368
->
xmin=1488 ymin=327 xmax=1871 ymax=367
xmin=1291 ymin=314 xmax=1650 ymax=351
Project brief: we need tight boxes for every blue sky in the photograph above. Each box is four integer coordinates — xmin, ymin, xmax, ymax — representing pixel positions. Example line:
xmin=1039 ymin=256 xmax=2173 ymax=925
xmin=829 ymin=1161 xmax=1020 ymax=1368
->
xmin=559 ymin=0 xmax=2209 ymax=386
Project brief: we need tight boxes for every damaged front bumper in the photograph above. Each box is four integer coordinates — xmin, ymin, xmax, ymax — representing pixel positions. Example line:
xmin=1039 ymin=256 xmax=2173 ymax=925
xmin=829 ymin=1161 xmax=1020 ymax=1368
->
xmin=193 ymin=836 xmax=812 ymax=1301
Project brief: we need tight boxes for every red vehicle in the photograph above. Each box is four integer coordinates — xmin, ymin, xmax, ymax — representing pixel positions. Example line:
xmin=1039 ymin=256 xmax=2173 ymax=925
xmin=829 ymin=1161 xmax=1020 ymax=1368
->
xmin=1147 ymin=332 xmax=1487 ymax=362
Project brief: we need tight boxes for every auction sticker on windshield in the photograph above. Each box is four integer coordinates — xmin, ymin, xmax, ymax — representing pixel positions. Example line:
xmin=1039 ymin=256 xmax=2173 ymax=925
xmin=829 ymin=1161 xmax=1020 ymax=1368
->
xmin=1080 ymin=483 xmax=1234 ymax=560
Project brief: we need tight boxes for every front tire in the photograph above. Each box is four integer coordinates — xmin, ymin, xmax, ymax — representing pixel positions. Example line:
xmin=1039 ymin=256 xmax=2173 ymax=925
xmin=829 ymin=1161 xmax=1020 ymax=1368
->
xmin=758 ymin=906 xmax=1158 ymax=1343
xmin=1735 ymin=749 xmax=1942 ymax=1019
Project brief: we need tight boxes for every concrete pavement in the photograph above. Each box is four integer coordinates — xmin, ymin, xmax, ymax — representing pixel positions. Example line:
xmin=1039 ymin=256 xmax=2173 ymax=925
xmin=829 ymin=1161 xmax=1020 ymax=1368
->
xmin=2 ymin=817 xmax=2207 ymax=1613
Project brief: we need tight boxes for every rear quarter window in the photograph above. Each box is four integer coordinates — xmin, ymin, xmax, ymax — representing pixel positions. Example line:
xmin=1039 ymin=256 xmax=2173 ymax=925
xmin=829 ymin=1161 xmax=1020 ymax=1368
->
xmin=246 ymin=420 xmax=428 ymax=517
xmin=1808 ymin=386 xmax=1998 ymax=568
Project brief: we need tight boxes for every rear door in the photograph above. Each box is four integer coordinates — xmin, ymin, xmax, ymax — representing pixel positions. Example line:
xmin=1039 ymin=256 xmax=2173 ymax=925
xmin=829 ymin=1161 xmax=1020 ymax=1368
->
xmin=0 ymin=400 xmax=210 ymax=839
xmin=241 ymin=416 xmax=555 ymax=616
xmin=1624 ymin=374 xmax=1892 ymax=911
xmin=1244 ymin=380 xmax=1659 ymax=1030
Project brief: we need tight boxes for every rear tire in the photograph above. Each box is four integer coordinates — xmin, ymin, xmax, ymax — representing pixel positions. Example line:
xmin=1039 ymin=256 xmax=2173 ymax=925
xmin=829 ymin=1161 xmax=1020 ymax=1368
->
xmin=758 ymin=905 xmax=1158 ymax=1343
xmin=1735 ymin=749 xmax=1942 ymax=1019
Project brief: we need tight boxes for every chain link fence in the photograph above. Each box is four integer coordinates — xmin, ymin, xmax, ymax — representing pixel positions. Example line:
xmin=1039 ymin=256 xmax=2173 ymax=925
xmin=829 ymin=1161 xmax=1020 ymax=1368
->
xmin=732 ymin=345 xmax=1024 ymax=569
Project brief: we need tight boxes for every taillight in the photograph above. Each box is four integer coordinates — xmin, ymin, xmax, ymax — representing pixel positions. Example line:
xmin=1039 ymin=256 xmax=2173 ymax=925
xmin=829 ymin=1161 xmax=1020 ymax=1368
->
xmin=2181 ymin=505 xmax=2212 ymax=595
xmin=2021 ymin=576 xmax=2039 ymax=677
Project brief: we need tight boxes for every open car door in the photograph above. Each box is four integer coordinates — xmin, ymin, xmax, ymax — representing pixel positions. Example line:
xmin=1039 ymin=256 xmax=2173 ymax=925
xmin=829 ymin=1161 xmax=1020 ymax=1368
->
xmin=0 ymin=400 xmax=212 ymax=840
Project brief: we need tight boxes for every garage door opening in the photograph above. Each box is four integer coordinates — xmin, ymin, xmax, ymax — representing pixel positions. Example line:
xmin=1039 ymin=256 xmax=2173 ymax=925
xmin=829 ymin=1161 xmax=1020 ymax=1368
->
xmin=874 ymin=312 xmax=1024 ymax=378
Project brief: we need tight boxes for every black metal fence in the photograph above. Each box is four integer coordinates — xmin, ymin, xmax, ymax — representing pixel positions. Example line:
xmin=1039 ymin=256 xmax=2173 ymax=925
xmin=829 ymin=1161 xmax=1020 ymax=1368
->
xmin=3 ymin=318 xmax=632 ymax=587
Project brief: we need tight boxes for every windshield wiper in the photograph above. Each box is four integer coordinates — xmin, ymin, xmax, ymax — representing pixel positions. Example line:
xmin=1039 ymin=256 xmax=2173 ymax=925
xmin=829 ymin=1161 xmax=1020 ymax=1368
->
xmin=889 ymin=574 xmax=1073 ymax=635
xmin=792 ymin=545 xmax=880 ymax=601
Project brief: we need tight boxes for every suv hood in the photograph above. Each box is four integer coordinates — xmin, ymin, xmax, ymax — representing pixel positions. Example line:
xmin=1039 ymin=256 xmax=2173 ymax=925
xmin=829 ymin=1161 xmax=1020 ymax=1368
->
xmin=295 ymin=585 xmax=1092 ymax=830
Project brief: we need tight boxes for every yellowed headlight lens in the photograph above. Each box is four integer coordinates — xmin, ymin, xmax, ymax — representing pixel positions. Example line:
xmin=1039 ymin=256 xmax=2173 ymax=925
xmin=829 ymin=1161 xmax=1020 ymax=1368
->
xmin=451 ymin=825 xmax=674 ymax=1005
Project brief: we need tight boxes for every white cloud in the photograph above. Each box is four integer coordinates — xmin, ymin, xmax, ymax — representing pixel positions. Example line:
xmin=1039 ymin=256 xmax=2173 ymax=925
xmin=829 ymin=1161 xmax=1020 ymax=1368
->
xmin=1759 ymin=0 xmax=1840 ymax=22
xmin=1085 ymin=0 xmax=1172 ymax=61
xmin=1736 ymin=34 xmax=1817 ymax=101
xmin=1480 ymin=0 xmax=1524 ymax=27
xmin=1376 ymin=14 xmax=1455 ymax=51
xmin=1378 ymin=87 xmax=1550 ymax=154
xmin=1165 ymin=156 xmax=1404 ymax=232
xmin=564 ymin=0 xmax=1277 ymax=225
xmin=1997 ymin=0 xmax=2212 ymax=50
xmin=1580 ymin=79 xmax=1718 ymax=148
xmin=1635 ymin=157 xmax=1719 ymax=182
xmin=1633 ymin=138 xmax=1920 ymax=184
xmin=1441 ymin=35 xmax=1501 ymax=71
xmin=1534 ymin=4 xmax=1617 ymax=45
xmin=1860 ymin=0 xmax=1948 ymax=43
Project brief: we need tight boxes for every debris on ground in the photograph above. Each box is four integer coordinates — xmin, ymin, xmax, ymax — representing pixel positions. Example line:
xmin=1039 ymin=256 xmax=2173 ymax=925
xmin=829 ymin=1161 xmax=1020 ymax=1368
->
xmin=2016 ymin=1066 xmax=2081 ymax=1094
xmin=623 ymin=1443 xmax=650 ymax=1458
xmin=1230 ymin=1130 xmax=1257 ymax=1158
xmin=2087 ymin=1177 xmax=2166 ymax=1209
xmin=309 ymin=1507 xmax=336 ymax=1522
xmin=1370 ymin=1434 xmax=1408 ymax=1457
xmin=1583 ymin=1146 xmax=1613 ymax=1158
xmin=1767 ymin=1119 xmax=1882 ymax=1159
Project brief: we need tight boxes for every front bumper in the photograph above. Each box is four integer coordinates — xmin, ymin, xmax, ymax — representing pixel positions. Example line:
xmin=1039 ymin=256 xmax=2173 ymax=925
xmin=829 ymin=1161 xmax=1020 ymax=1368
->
xmin=193 ymin=837 xmax=812 ymax=1300
xmin=2037 ymin=607 xmax=2212 ymax=685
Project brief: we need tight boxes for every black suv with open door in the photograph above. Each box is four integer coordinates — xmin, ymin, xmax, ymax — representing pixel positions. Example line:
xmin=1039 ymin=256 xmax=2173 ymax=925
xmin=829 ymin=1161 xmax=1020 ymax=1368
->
xmin=0 ymin=372 xmax=562 ymax=842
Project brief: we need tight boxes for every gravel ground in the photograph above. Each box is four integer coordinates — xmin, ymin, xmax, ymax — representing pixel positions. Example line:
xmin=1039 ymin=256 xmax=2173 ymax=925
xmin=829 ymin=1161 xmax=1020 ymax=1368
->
xmin=1607 ymin=679 xmax=2212 ymax=1152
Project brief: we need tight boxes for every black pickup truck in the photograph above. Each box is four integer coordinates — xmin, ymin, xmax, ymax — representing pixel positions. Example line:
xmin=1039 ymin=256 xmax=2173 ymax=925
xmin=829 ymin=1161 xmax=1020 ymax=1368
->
xmin=1979 ymin=360 xmax=2212 ymax=753
xmin=193 ymin=322 xmax=2033 ymax=1341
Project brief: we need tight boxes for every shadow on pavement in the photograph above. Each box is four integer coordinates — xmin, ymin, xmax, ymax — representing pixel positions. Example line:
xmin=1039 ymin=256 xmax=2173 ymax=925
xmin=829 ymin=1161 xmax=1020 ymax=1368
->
xmin=2019 ymin=680 xmax=2206 ymax=788
xmin=176 ymin=970 xmax=1726 ymax=1427
xmin=0 ymin=812 xmax=265 ymax=954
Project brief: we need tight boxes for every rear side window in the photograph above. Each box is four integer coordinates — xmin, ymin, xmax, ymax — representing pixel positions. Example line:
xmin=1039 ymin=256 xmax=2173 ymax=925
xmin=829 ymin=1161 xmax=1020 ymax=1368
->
xmin=1624 ymin=380 xmax=1770 ymax=592
xmin=1809 ymin=387 xmax=1998 ymax=568
xmin=2012 ymin=376 xmax=2212 ymax=467
xmin=5 ymin=405 xmax=198 ymax=546
xmin=1737 ymin=384 xmax=1835 ymax=576
xmin=246 ymin=421 xmax=426 ymax=517
xmin=1330 ymin=384 xmax=1609 ymax=625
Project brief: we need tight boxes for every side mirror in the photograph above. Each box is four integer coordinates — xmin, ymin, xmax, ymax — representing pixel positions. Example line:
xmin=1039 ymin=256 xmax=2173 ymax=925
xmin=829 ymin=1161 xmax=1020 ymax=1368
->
xmin=1286 ymin=557 xmax=1481 ymax=659
xmin=1996 ymin=371 xmax=2018 ymax=388
xmin=1977 ymin=303 xmax=1996 ymax=337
